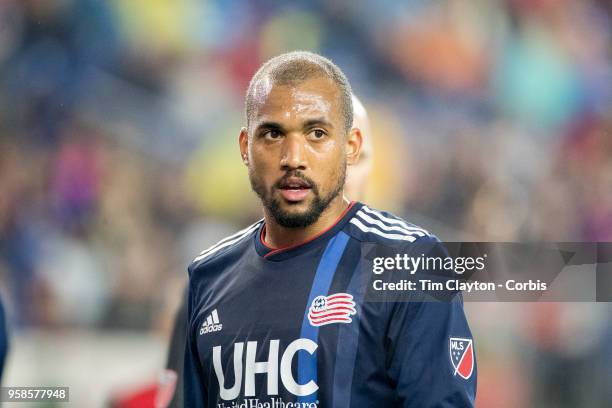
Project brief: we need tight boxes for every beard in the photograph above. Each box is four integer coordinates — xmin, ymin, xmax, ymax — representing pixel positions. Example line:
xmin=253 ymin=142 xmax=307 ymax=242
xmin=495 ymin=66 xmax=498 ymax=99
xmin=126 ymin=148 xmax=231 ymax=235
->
xmin=249 ymin=165 xmax=346 ymax=228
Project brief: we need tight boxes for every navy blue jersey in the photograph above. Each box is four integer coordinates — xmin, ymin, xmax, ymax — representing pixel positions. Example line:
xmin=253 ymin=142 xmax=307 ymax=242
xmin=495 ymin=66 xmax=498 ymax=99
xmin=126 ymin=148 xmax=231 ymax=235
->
xmin=184 ymin=202 xmax=476 ymax=407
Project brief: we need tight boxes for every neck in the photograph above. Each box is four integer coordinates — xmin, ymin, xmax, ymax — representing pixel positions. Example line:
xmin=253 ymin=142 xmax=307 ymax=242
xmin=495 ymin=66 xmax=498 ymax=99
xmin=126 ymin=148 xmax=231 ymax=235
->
xmin=263 ymin=195 xmax=351 ymax=249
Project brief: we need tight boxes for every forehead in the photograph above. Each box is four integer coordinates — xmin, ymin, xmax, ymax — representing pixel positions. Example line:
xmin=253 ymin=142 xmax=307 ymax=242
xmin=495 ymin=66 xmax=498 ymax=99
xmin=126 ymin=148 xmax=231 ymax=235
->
xmin=251 ymin=76 xmax=342 ymax=126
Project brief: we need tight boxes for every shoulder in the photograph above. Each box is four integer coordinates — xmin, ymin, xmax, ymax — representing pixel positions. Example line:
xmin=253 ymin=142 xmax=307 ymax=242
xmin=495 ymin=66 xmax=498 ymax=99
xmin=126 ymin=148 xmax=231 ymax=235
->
xmin=346 ymin=204 xmax=436 ymax=248
xmin=188 ymin=219 xmax=263 ymax=276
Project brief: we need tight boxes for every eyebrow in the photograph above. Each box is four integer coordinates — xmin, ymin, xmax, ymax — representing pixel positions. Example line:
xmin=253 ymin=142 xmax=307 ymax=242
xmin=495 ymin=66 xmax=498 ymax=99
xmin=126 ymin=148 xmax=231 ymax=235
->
xmin=303 ymin=118 xmax=334 ymax=129
xmin=254 ymin=122 xmax=284 ymax=134
xmin=255 ymin=118 xmax=334 ymax=133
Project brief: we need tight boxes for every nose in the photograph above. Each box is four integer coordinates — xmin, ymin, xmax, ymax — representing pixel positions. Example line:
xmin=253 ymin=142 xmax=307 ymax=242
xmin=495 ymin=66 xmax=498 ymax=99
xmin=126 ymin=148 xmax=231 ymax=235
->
xmin=279 ymin=133 xmax=307 ymax=171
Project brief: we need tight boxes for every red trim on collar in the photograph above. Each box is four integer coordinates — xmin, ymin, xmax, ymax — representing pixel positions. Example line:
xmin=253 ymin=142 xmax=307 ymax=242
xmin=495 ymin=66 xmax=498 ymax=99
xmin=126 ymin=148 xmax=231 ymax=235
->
xmin=261 ymin=201 xmax=356 ymax=258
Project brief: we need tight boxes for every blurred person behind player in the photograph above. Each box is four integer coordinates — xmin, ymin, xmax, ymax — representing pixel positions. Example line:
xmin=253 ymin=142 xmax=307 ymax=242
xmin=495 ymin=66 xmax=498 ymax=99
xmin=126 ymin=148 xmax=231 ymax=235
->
xmin=183 ymin=51 xmax=476 ymax=407
xmin=159 ymin=93 xmax=375 ymax=408
xmin=343 ymin=94 xmax=373 ymax=201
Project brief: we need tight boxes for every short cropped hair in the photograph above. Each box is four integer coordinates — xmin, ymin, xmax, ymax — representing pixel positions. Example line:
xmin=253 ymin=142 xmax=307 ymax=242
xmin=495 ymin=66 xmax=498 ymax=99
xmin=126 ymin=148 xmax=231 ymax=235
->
xmin=245 ymin=51 xmax=353 ymax=133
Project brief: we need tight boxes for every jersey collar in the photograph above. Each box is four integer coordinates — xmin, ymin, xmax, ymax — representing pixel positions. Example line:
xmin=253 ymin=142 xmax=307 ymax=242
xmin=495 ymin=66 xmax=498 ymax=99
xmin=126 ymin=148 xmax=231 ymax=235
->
xmin=254 ymin=201 xmax=362 ymax=261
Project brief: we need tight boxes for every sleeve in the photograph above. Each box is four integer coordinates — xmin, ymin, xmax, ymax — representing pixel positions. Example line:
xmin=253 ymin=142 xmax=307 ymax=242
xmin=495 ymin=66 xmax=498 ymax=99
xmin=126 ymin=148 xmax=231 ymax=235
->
xmin=385 ymin=237 xmax=477 ymax=408
xmin=183 ymin=266 xmax=208 ymax=408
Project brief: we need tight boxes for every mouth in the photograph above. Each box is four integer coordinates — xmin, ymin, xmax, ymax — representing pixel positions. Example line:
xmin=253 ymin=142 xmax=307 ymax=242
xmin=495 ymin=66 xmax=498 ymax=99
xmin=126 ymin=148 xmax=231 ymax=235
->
xmin=277 ymin=177 xmax=312 ymax=203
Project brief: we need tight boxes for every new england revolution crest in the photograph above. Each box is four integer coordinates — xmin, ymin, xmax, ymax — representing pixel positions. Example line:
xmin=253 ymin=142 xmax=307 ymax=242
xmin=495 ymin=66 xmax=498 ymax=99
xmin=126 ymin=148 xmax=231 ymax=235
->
xmin=308 ymin=293 xmax=356 ymax=327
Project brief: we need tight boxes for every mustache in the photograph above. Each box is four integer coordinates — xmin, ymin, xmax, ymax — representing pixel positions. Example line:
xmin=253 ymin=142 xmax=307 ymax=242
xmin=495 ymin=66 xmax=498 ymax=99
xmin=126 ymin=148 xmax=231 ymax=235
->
xmin=273 ymin=171 xmax=318 ymax=193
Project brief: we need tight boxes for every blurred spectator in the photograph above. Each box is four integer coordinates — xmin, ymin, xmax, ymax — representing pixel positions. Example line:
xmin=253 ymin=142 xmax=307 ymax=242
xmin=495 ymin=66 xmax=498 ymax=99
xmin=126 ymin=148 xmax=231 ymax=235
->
xmin=0 ymin=296 xmax=7 ymax=383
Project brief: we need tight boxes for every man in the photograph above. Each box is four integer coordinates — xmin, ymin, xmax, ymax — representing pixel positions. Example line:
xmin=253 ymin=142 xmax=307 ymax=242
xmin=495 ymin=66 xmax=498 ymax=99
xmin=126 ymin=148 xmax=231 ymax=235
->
xmin=161 ymin=93 xmax=374 ymax=408
xmin=184 ymin=51 xmax=476 ymax=407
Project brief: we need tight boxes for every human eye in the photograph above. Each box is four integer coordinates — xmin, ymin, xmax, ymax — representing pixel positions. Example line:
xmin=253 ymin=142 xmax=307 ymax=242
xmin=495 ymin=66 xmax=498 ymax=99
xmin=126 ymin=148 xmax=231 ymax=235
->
xmin=308 ymin=129 xmax=327 ymax=140
xmin=263 ymin=129 xmax=282 ymax=140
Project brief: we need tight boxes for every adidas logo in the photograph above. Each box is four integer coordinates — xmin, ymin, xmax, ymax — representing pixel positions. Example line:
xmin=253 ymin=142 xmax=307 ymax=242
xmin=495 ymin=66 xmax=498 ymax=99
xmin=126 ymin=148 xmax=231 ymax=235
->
xmin=200 ymin=309 xmax=223 ymax=335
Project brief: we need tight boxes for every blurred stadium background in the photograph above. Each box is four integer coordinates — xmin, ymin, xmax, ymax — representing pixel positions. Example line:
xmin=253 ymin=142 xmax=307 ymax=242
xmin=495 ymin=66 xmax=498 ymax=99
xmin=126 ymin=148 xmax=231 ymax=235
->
xmin=0 ymin=0 xmax=611 ymax=406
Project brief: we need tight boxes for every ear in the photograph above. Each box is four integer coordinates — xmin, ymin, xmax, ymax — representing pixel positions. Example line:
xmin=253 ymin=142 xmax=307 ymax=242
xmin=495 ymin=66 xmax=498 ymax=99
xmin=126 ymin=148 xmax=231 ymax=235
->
xmin=239 ymin=127 xmax=249 ymax=165
xmin=346 ymin=127 xmax=362 ymax=166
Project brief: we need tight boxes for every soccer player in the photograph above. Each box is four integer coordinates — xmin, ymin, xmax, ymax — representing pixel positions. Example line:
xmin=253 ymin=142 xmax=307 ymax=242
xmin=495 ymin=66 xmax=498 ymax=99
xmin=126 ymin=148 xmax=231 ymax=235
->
xmin=184 ymin=51 xmax=476 ymax=407
xmin=161 ymin=93 xmax=375 ymax=408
